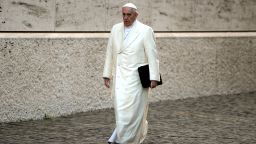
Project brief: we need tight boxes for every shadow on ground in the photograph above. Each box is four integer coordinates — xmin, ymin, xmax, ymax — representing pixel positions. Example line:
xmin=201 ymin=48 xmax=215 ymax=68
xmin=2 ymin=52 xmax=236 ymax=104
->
xmin=1 ymin=92 xmax=255 ymax=144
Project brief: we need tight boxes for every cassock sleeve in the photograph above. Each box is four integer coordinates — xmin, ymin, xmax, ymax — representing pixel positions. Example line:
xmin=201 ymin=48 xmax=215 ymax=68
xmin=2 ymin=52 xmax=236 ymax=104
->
xmin=143 ymin=27 xmax=160 ymax=81
xmin=103 ymin=27 xmax=114 ymax=79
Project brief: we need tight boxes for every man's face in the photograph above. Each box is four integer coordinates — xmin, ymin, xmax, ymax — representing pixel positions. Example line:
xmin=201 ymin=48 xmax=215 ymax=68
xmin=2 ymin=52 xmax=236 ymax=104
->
xmin=122 ymin=7 xmax=138 ymax=27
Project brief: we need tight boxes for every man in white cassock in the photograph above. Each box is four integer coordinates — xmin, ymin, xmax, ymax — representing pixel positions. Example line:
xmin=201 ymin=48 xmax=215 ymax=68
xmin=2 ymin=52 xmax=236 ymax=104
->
xmin=103 ymin=3 xmax=160 ymax=144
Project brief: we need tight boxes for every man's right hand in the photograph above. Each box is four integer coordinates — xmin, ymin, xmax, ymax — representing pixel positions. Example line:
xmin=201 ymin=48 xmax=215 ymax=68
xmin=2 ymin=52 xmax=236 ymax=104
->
xmin=104 ymin=78 xmax=110 ymax=88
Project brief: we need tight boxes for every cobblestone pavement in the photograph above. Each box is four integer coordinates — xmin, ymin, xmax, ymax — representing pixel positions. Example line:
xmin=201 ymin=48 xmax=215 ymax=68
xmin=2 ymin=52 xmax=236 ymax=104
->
xmin=0 ymin=92 xmax=255 ymax=144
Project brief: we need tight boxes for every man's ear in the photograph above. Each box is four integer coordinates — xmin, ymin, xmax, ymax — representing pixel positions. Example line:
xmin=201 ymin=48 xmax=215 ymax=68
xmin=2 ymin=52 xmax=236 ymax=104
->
xmin=135 ymin=12 xmax=138 ymax=17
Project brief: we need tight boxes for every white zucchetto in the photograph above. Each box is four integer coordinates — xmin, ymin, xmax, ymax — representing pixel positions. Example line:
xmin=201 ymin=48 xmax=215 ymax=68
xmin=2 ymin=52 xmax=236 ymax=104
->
xmin=122 ymin=3 xmax=137 ymax=10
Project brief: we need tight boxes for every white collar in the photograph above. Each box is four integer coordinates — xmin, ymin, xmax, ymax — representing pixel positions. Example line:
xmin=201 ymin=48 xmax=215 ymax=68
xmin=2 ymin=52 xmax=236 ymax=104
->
xmin=124 ymin=20 xmax=137 ymax=29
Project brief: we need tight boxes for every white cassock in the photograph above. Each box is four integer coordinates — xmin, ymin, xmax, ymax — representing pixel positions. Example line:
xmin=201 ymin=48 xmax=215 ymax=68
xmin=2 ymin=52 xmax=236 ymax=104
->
xmin=103 ymin=20 xmax=160 ymax=144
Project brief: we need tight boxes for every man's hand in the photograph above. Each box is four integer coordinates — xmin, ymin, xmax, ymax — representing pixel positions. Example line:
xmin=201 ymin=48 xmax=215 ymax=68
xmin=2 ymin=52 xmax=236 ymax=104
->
xmin=150 ymin=80 xmax=158 ymax=89
xmin=104 ymin=78 xmax=110 ymax=88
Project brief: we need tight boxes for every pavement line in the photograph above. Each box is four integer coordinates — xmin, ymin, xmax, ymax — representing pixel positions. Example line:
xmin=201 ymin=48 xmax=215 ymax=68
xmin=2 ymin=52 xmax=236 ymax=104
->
xmin=172 ymin=110 xmax=254 ymax=123
xmin=169 ymin=135 xmax=236 ymax=140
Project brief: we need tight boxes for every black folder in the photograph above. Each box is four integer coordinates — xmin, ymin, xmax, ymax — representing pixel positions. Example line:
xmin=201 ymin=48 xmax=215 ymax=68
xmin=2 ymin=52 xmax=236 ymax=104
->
xmin=138 ymin=65 xmax=162 ymax=88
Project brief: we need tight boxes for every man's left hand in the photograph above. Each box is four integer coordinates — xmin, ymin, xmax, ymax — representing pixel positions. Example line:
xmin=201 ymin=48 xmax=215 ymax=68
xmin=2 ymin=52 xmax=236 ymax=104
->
xmin=150 ymin=80 xmax=158 ymax=89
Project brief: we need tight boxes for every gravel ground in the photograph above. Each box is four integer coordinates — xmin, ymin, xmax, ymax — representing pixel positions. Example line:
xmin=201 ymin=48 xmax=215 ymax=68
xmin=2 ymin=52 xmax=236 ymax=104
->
xmin=0 ymin=92 xmax=255 ymax=144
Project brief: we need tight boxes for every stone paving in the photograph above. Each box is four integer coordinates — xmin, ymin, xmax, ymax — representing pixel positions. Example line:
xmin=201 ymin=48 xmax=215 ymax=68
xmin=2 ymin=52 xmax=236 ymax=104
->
xmin=0 ymin=92 xmax=255 ymax=144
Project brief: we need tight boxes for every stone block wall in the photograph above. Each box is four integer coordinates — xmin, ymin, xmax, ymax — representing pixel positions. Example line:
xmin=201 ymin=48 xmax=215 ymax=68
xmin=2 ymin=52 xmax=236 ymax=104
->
xmin=0 ymin=33 xmax=255 ymax=122
xmin=0 ymin=0 xmax=255 ymax=122
xmin=0 ymin=0 xmax=255 ymax=31
xmin=0 ymin=36 xmax=110 ymax=122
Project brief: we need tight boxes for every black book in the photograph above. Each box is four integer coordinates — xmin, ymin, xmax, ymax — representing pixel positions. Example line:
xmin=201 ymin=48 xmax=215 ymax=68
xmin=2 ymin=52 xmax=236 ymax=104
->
xmin=138 ymin=65 xmax=162 ymax=88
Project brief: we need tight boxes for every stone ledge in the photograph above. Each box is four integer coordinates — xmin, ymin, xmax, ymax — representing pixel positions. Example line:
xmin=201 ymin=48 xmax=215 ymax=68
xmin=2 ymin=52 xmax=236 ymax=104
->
xmin=0 ymin=32 xmax=256 ymax=38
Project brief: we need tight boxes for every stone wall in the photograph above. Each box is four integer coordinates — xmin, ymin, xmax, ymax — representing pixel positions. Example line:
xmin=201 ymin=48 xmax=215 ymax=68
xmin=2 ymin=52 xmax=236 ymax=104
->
xmin=0 ymin=0 xmax=255 ymax=122
xmin=0 ymin=0 xmax=255 ymax=31
xmin=0 ymin=33 xmax=255 ymax=122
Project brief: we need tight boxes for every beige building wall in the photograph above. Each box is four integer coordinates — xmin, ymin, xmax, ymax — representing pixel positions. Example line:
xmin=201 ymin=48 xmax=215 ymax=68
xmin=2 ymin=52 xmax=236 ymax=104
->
xmin=0 ymin=33 xmax=256 ymax=122
xmin=0 ymin=0 xmax=255 ymax=31
xmin=0 ymin=0 xmax=255 ymax=122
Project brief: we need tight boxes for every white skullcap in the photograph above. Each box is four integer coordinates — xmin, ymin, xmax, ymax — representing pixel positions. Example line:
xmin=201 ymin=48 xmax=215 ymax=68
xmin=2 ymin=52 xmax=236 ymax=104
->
xmin=122 ymin=3 xmax=137 ymax=10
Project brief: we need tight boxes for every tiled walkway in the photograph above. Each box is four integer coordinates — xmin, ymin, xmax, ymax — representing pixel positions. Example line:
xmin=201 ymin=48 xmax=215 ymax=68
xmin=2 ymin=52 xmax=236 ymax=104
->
xmin=1 ymin=92 xmax=255 ymax=144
